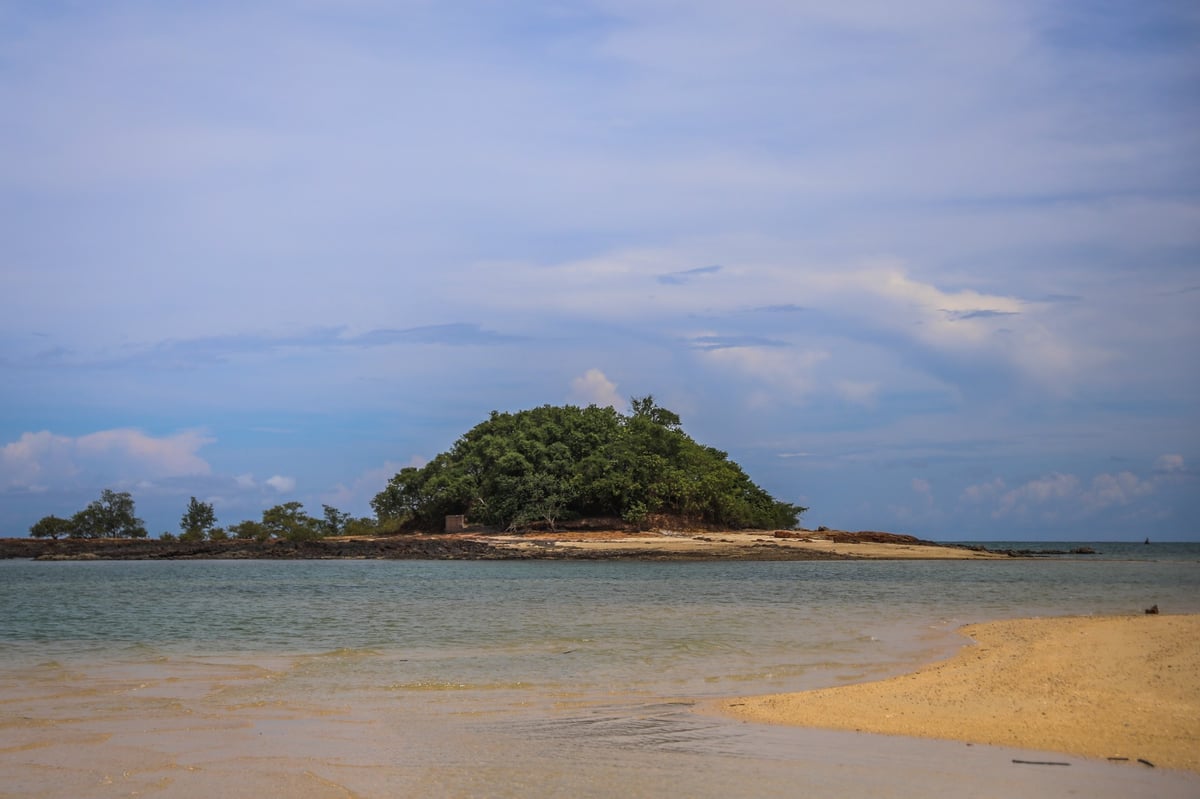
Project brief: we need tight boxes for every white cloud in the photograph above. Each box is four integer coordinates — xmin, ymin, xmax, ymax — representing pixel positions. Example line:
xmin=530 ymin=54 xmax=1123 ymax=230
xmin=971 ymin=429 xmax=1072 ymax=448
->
xmin=701 ymin=346 xmax=828 ymax=401
xmin=994 ymin=472 xmax=1080 ymax=518
xmin=1155 ymin=454 xmax=1185 ymax=473
xmin=961 ymin=477 xmax=1006 ymax=503
xmin=569 ymin=368 xmax=627 ymax=411
xmin=971 ymin=467 xmax=1160 ymax=520
xmin=817 ymin=265 xmax=1086 ymax=390
xmin=1080 ymin=471 xmax=1154 ymax=512
xmin=75 ymin=429 xmax=212 ymax=476
xmin=265 ymin=475 xmax=296 ymax=493
xmin=457 ymin=246 xmax=1090 ymax=396
xmin=1 ymin=428 xmax=212 ymax=492
xmin=0 ymin=431 xmax=77 ymax=491
xmin=838 ymin=266 xmax=1024 ymax=336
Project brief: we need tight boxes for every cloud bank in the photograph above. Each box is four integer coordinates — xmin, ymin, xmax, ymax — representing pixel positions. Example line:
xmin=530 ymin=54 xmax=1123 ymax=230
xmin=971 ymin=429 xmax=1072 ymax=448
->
xmin=0 ymin=1 xmax=1196 ymax=538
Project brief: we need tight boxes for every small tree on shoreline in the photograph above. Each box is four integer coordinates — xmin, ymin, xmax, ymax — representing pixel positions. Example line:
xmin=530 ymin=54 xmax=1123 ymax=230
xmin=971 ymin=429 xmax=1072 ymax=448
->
xmin=180 ymin=497 xmax=217 ymax=542
xmin=262 ymin=502 xmax=320 ymax=541
xmin=30 ymin=515 xmax=73 ymax=540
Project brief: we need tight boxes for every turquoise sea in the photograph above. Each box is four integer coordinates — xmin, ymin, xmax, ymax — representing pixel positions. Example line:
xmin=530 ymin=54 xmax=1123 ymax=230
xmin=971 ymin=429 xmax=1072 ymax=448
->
xmin=2 ymin=547 xmax=1198 ymax=798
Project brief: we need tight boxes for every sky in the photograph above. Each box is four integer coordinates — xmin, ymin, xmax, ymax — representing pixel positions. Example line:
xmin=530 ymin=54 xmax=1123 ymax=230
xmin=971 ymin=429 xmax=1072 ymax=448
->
xmin=2 ymin=0 xmax=1198 ymax=541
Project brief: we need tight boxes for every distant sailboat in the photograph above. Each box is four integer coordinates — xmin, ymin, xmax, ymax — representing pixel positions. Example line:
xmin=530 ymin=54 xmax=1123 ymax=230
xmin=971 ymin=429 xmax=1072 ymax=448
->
xmin=1144 ymin=536 xmax=1150 ymax=545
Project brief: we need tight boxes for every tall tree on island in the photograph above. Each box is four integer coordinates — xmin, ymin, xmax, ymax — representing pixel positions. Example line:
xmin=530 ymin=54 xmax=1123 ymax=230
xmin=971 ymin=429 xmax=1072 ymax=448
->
xmin=68 ymin=489 xmax=148 ymax=539
xmin=180 ymin=497 xmax=217 ymax=541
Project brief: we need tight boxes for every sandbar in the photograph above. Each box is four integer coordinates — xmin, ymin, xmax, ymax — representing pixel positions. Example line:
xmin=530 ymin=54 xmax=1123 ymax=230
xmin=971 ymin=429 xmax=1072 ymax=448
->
xmin=721 ymin=614 xmax=1200 ymax=773
xmin=472 ymin=529 xmax=1005 ymax=559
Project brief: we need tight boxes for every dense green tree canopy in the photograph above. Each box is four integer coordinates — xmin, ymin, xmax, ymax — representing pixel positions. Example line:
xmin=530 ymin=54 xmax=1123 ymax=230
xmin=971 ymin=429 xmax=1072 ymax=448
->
xmin=229 ymin=519 xmax=270 ymax=542
xmin=68 ymin=489 xmax=148 ymax=539
xmin=218 ymin=503 xmax=366 ymax=542
xmin=29 ymin=515 xmax=72 ymax=540
xmin=261 ymin=502 xmax=323 ymax=541
xmin=372 ymin=398 xmax=805 ymax=531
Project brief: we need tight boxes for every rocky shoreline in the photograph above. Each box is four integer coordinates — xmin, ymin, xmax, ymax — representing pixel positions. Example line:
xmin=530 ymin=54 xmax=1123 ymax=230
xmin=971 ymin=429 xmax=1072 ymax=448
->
xmin=0 ymin=530 xmax=1006 ymax=561
xmin=0 ymin=536 xmax=514 ymax=561
xmin=0 ymin=535 xmax=836 ymax=561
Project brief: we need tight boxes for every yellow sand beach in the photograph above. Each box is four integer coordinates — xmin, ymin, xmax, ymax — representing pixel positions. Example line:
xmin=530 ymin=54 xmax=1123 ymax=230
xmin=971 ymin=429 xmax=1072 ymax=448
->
xmin=722 ymin=614 xmax=1200 ymax=773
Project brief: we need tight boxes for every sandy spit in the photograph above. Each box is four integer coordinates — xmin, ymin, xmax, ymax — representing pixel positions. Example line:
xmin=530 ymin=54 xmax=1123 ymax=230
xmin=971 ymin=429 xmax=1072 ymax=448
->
xmin=721 ymin=614 xmax=1200 ymax=773
xmin=475 ymin=530 xmax=1005 ymax=559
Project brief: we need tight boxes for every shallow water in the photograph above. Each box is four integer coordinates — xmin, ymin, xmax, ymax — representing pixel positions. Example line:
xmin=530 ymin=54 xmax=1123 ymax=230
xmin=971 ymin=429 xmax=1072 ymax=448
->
xmin=2 ymin=557 xmax=1198 ymax=797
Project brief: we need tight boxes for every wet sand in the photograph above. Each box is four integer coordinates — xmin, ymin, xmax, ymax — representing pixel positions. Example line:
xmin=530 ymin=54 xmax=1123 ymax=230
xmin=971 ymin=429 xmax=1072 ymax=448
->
xmin=722 ymin=614 xmax=1200 ymax=773
xmin=3 ymin=654 xmax=1198 ymax=798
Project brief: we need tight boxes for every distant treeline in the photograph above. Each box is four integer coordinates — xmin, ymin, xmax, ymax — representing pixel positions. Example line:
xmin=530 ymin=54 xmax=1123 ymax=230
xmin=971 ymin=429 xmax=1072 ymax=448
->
xmin=28 ymin=398 xmax=805 ymax=540
xmin=29 ymin=491 xmax=374 ymax=542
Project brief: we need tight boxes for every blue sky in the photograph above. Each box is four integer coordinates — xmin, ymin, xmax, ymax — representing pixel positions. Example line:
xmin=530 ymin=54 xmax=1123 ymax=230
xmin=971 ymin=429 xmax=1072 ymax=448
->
xmin=2 ymin=0 xmax=1197 ymax=541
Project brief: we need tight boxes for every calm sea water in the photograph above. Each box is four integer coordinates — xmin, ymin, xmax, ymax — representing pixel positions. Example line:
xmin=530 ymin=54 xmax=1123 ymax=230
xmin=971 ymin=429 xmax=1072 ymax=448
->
xmin=4 ymin=553 xmax=1199 ymax=680
xmin=2 ymin=552 xmax=1198 ymax=798
xmin=950 ymin=541 xmax=1200 ymax=560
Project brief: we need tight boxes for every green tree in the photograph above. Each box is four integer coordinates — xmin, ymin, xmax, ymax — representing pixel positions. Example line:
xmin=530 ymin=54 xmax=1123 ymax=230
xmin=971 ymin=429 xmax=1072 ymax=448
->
xmin=229 ymin=520 xmax=270 ymax=541
xmin=342 ymin=516 xmax=380 ymax=537
xmin=69 ymin=489 xmax=147 ymax=539
xmin=630 ymin=394 xmax=682 ymax=430
xmin=180 ymin=496 xmax=217 ymax=540
xmin=30 ymin=515 xmax=73 ymax=540
xmin=371 ymin=398 xmax=806 ymax=531
xmin=372 ymin=463 xmax=458 ymax=529
xmin=321 ymin=504 xmax=352 ymax=537
xmin=262 ymin=502 xmax=322 ymax=541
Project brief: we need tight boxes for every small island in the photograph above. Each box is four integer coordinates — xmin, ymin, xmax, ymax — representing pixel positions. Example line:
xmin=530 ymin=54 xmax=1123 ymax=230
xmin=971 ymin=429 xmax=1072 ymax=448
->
xmin=7 ymin=398 xmax=999 ymax=561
